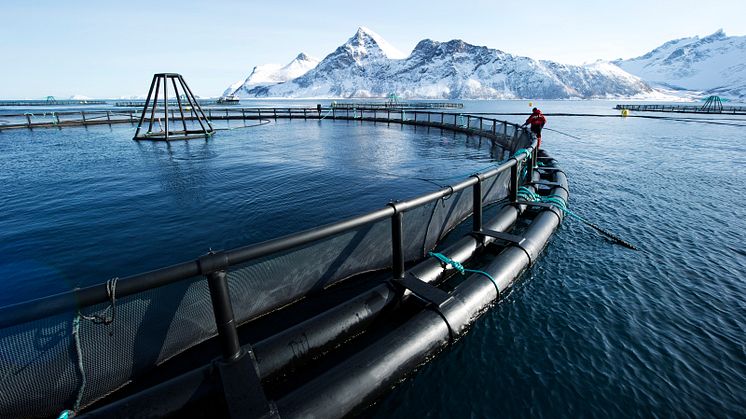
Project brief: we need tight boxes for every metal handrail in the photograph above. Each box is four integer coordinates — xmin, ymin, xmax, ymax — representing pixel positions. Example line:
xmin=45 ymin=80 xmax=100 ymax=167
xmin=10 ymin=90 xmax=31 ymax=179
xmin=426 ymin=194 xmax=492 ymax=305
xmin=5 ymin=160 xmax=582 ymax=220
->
xmin=0 ymin=111 xmax=531 ymax=331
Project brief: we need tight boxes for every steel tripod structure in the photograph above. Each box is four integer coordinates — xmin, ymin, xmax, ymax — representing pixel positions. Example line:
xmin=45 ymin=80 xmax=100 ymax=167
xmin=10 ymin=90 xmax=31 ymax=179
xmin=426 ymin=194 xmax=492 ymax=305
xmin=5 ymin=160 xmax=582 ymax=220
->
xmin=133 ymin=73 xmax=214 ymax=141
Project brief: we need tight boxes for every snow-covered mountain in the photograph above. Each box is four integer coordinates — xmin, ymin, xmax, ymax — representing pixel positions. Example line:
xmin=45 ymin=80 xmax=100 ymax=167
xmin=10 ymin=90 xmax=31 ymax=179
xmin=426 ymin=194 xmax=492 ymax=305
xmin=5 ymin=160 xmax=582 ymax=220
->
xmin=225 ymin=53 xmax=319 ymax=97
xmin=615 ymin=30 xmax=746 ymax=99
xmin=229 ymin=27 xmax=654 ymax=99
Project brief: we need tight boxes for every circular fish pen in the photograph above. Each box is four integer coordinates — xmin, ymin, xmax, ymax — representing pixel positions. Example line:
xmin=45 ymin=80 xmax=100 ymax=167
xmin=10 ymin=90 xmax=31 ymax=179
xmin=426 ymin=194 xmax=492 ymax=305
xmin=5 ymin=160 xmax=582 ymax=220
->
xmin=0 ymin=109 xmax=568 ymax=418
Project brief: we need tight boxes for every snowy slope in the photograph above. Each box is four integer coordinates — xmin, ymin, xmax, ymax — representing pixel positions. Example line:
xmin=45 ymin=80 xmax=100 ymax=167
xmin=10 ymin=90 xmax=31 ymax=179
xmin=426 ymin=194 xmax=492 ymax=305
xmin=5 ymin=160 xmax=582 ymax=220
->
xmin=226 ymin=53 xmax=319 ymax=97
xmin=615 ymin=30 xmax=746 ymax=98
xmin=238 ymin=28 xmax=653 ymax=99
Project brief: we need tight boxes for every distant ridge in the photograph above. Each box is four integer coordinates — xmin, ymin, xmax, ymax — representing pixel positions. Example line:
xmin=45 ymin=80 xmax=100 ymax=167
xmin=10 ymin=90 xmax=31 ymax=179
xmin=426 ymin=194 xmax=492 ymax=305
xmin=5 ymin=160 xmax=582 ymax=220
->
xmin=225 ymin=27 xmax=657 ymax=100
xmin=614 ymin=30 xmax=746 ymax=99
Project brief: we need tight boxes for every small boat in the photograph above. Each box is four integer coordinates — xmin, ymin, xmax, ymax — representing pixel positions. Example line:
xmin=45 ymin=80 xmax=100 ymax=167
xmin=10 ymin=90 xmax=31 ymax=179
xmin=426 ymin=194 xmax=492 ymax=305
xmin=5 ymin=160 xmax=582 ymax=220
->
xmin=217 ymin=94 xmax=240 ymax=105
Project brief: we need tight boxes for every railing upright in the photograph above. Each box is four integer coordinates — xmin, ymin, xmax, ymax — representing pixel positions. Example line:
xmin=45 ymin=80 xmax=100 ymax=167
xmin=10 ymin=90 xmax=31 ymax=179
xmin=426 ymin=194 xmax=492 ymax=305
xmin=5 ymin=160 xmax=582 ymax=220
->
xmin=472 ymin=176 xmax=483 ymax=233
xmin=510 ymin=160 xmax=519 ymax=202
xmin=391 ymin=210 xmax=404 ymax=279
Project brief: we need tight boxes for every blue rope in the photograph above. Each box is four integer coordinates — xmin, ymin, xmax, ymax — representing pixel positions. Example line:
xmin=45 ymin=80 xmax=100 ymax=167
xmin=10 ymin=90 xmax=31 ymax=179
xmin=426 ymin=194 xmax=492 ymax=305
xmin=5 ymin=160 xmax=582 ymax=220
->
xmin=512 ymin=148 xmax=531 ymax=160
xmin=428 ymin=252 xmax=499 ymax=294
xmin=516 ymin=187 xmax=638 ymax=250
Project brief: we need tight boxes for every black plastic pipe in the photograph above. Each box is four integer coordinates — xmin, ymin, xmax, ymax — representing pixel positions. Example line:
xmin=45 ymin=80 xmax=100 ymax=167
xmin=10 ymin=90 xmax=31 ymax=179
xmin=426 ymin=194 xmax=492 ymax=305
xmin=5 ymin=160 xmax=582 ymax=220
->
xmin=275 ymin=155 xmax=566 ymax=419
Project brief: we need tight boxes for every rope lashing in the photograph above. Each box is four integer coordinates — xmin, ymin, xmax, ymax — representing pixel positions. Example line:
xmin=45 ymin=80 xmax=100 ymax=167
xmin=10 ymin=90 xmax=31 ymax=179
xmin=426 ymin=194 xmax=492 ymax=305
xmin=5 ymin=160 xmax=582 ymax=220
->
xmin=512 ymin=148 xmax=531 ymax=160
xmin=319 ymin=108 xmax=334 ymax=120
xmin=59 ymin=277 xmax=119 ymax=418
xmin=516 ymin=187 xmax=638 ymax=250
xmin=428 ymin=251 xmax=499 ymax=294
xmin=79 ymin=277 xmax=118 ymax=325
xmin=69 ymin=313 xmax=87 ymax=416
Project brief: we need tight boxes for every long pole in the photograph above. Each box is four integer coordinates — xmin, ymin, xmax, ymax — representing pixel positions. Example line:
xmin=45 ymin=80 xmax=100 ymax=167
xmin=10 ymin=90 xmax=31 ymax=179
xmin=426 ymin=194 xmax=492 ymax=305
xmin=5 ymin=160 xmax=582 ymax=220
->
xmin=147 ymin=77 xmax=162 ymax=135
xmin=179 ymin=75 xmax=213 ymax=132
xmin=133 ymin=76 xmax=157 ymax=139
xmin=164 ymin=76 xmax=169 ymax=140
xmin=171 ymin=77 xmax=188 ymax=133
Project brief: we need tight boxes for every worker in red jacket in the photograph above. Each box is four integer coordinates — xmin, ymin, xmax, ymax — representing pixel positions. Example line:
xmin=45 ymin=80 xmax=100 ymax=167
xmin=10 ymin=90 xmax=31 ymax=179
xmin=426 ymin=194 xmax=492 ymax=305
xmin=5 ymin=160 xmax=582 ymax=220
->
xmin=521 ymin=107 xmax=547 ymax=150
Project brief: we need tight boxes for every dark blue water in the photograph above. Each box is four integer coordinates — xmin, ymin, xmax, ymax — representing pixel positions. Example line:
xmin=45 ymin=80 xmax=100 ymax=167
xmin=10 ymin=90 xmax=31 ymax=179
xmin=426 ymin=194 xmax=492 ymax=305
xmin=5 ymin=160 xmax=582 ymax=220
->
xmin=0 ymin=117 xmax=499 ymax=306
xmin=370 ymin=101 xmax=746 ymax=418
xmin=2 ymin=101 xmax=744 ymax=417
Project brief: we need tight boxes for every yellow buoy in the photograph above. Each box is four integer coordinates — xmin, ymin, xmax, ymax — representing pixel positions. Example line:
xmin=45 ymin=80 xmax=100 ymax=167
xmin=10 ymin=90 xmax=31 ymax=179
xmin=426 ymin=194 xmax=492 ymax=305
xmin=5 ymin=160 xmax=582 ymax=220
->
xmin=621 ymin=109 xmax=630 ymax=117
xmin=528 ymin=102 xmax=533 ymax=107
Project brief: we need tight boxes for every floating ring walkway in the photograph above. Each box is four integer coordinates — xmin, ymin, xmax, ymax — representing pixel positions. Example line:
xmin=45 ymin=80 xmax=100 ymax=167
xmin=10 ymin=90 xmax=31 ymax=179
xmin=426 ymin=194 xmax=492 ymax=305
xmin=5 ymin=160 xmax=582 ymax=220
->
xmin=0 ymin=110 xmax=566 ymax=418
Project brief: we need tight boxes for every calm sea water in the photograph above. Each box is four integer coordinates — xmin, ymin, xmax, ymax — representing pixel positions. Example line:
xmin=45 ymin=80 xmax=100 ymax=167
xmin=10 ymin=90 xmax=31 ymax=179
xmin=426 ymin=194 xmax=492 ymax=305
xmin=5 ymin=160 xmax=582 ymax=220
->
xmin=1 ymin=100 xmax=744 ymax=417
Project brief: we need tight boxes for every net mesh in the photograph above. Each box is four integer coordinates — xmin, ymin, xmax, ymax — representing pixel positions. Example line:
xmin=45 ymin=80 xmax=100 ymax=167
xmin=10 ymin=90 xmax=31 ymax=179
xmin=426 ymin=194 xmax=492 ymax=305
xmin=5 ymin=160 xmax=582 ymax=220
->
xmin=0 ymin=122 xmax=530 ymax=417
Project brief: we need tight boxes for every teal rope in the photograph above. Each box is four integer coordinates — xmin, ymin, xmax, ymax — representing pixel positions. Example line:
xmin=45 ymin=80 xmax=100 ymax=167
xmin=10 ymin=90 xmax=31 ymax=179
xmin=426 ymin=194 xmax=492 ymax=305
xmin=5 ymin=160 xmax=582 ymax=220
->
xmin=71 ymin=313 xmax=86 ymax=413
xmin=319 ymin=108 xmax=333 ymax=120
xmin=516 ymin=187 xmax=638 ymax=250
xmin=428 ymin=252 xmax=499 ymax=293
xmin=512 ymin=148 xmax=531 ymax=160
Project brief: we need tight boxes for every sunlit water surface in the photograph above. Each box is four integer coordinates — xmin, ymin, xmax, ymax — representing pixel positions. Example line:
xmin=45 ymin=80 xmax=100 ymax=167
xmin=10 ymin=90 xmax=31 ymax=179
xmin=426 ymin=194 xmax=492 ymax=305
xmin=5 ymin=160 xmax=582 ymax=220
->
xmin=1 ymin=100 xmax=744 ymax=417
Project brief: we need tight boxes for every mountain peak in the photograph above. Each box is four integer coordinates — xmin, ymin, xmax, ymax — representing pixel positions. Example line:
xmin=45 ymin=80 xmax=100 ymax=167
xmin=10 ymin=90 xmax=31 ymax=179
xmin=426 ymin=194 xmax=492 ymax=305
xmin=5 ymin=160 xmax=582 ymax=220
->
xmin=347 ymin=26 xmax=407 ymax=59
xmin=702 ymin=29 xmax=726 ymax=41
xmin=295 ymin=52 xmax=312 ymax=61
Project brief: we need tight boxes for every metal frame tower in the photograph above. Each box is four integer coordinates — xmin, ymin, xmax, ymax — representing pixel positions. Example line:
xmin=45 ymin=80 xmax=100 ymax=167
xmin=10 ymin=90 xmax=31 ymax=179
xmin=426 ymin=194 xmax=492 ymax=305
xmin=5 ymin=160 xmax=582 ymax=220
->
xmin=133 ymin=73 xmax=214 ymax=141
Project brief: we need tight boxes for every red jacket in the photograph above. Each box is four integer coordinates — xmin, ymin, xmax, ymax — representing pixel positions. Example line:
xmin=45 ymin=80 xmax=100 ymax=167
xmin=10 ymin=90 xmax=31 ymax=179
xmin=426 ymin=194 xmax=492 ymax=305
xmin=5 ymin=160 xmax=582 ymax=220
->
xmin=525 ymin=110 xmax=546 ymax=127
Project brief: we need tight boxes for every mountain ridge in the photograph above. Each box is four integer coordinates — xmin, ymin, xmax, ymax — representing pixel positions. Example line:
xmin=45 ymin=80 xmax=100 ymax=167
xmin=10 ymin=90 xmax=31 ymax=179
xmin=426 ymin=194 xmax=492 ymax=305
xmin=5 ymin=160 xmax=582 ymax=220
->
xmin=226 ymin=27 xmax=661 ymax=99
xmin=614 ymin=29 xmax=746 ymax=98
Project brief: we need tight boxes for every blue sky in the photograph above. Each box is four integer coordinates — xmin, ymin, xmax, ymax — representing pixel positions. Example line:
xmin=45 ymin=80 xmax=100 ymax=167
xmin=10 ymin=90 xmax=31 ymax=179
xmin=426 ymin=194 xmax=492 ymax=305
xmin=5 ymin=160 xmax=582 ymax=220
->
xmin=1 ymin=0 xmax=743 ymax=99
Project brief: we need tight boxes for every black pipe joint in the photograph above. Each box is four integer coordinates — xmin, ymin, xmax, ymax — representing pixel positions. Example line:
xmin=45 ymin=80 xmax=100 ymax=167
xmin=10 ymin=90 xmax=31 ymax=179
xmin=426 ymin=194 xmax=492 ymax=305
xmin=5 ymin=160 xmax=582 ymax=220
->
xmin=198 ymin=250 xmax=229 ymax=275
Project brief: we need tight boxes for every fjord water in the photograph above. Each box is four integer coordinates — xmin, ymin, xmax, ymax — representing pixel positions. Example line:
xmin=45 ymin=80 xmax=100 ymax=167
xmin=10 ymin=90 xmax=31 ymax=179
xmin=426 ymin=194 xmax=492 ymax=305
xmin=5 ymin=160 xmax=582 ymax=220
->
xmin=371 ymin=101 xmax=746 ymax=418
xmin=0 ymin=116 xmax=502 ymax=305
xmin=1 ymin=101 xmax=744 ymax=417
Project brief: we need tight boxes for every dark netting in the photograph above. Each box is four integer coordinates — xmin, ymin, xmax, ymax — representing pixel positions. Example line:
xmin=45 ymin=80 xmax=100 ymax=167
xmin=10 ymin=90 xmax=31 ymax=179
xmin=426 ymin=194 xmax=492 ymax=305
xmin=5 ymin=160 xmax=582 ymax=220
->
xmin=0 ymin=118 xmax=531 ymax=418
xmin=227 ymin=169 xmax=513 ymax=324
xmin=0 ymin=277 xmax=216 ymax=417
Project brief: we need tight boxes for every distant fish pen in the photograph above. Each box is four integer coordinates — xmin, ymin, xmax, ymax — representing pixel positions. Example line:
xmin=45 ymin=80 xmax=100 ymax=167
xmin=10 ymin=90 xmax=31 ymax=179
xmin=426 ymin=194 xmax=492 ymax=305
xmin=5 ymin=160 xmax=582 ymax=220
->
xmin=331 ymin=101 xmax=463 ymax=110
xmin=0 ymin=107 xmax=528 ymax=154
xmin=0 ymin=108 xmax=567 ymax=418
xmin=616 ymin=99 xmax=746 ymax=115
xmin=0 ymin=99 xmax=107 ymax=106
xmin=114 ymin=99 xmax=223 ymax=107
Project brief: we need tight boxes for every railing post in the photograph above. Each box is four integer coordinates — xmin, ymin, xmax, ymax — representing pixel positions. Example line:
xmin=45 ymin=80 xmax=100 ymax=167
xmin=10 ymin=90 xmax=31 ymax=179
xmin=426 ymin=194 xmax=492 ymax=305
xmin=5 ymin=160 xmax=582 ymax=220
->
xmin=510 ymin=160 xmax=519 ymax=202
xmin=479 ymin=117 xmax=483 ymax=131
xmin=391 ymin=210 xmax=404 ymax=279
xmin=25 ymin=113 xmax=32 ymax=128
xmin=526 ymin=149 xmax=534 ymax=181
xmin=81 ymin=111 xmax=86 ymax=123
xmin=205 ymin=269 xmax=241 ymax=360
xmin=440 ymin=113 xmax=444 ymax=125
xmin=200 ymin=252 xmax=276 ymax=418
xmin=472 ymin=177 xmax=483 ymax=233
xmin=503 ymin=121 xmax=507 ymax=138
